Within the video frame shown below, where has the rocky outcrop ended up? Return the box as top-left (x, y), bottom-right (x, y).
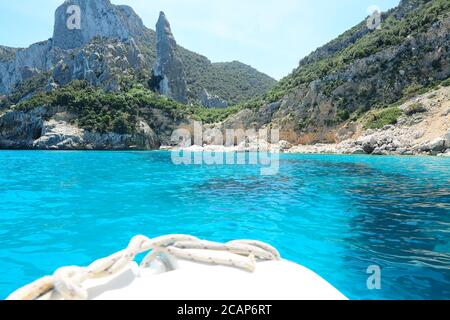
top-left (0, 46), bottom-right (17, 63)
top-left (286, 86), bottom-right (450, 156)
top-left (224, 0), bottom-right (450, 145)
top-left (50, 0), bottom-right (151, 92)
top-left (52, 0), bottom-right (146, 50)
top-left (214, 101), bottom-right (281, 133)
top-left (0, 0), bottom-right (150, 95)
top-left (0, 41), bottom-right (53, 94)
top-left (0, 0), bottom-right (275, 108)
top-left (285, 128), bottom-right (450, 156)
top-left (0, 107), bottom-right (160, 150)
top-left (298, 0), bottom-right (428, 68)
top-left (152, 12), bottom-right (188, 104)
top-left (0, 0), bottom-right (149, 94)
top-left (162, 85), bottom-right (450, 156)
top-left (51, 37), bottom-right (147, 91)
top-left (199, 89), bottom-right (228, 108)
top-left (0, 108), bottom-right (45, 148)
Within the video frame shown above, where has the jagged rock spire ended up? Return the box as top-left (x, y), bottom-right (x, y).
top-left (152, 12), bottom-right (188, 104)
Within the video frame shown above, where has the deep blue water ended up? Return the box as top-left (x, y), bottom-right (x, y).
top-left (0, 151), bottom-right (449, 300)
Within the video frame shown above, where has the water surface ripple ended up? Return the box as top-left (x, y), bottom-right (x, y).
top-left (0, 151), bottom-right (449, 299)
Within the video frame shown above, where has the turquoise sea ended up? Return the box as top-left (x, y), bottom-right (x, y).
top-left (0, 151), bottom-right (449, 300)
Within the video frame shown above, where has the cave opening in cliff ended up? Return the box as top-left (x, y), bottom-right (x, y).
top-left (148, 72), bottom-right (164, 93)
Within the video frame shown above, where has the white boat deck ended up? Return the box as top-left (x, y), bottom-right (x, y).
top-left (7, 236), bottom-right (348, 300)
top-left (85, 257), bottom-right (347, 300)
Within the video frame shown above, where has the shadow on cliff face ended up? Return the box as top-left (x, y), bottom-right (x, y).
top-left (148, 72), bottom-right (164, 93)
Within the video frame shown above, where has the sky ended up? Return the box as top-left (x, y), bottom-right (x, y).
top-left (0, 0), bottom-right (400, 80)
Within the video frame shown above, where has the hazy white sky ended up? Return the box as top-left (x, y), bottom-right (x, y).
top-left (0, 0), bottom-right (400, 79)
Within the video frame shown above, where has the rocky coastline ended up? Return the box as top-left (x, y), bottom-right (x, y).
top-left (0, 106), bottom-right (159, 150)
top-left (1, 86), bottom-right (449, 155)
top-left (0, 0), bottom-right (449, 156)
top-left (161, 87), bottom-right (450, 157)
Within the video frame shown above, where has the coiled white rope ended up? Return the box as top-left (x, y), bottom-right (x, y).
top-left (7, 234), bottom-right (281, 300)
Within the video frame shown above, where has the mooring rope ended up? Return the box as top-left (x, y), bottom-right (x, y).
top-left (7, 234), bottom-right (281, 300)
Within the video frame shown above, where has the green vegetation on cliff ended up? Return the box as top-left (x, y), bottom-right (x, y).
top-left (3, 0), bottom-right (449, 137)
top-left (363, 106), bottom-right (403, 129)
top-left (0, 46), bottom-right (17, 63)
top-left (14, 81), bottom-right (191, 134)
top-left (178, 47), bottom-right (277, 104)
top-left (268, 0), bottom-right (450, 102)
top-left (185, 0), bottom-right (450, 132)
top-left (1, 73), bottom-right (51, 107)
top-left (11, 81), bottom-right (255, 133)
top-left (204, 62), bottom-right (277, 104)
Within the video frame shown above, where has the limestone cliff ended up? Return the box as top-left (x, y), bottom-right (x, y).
top-left (0, 106), bottom-right (159, 150)
top-left (0, 41), bottom-right (53, 94)
top-left (151, 12), bottom-right (188, 104)
top-left (284, 86), bottom-right (450, 156)
top-left (0, 0), bottom-right (275, 106)
top-left (222, 0), bottom-right (450, 145)
top-left (199, 89), bottom-right (228, 108)
top-left (52, 0), bottom-right (147, 50)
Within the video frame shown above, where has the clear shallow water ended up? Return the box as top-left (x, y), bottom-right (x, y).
top-left (0, 151), bottom-right (449, 300)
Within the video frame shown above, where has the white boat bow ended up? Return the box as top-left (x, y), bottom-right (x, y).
top-left (7, 235), bottom-right (347, 300)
